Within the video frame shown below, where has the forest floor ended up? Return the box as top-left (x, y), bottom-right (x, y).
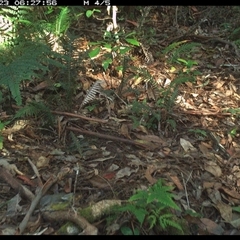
top-left (1, 6), bottom-right (240, 235)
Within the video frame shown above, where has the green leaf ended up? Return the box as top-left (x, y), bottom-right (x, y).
top-left (86, 9), bottom-right (101, 18)
top-left (119, 46), bottom-right (131, 55)
top-left (102, 58), bottom-right (112, 71)
top-left (0, 122), bottom-right (5, 130)
top-left (104, 43), bottom-right (112, 50)
top-left (86, 10), bottom-right (93, 18)
top-left (121, 226), bottom-right (134, 235)
top-left (132, 208), bottom-right (147, 225)
top-left (232, 206), bottom-right (240, 213)
top-left (133, 228), bottom-right (140, 235)
top-left (125, 31), bottom-right (137, 38)
top-left (129, 190), bottom-right (147, 202)
top-left (0, 135), bottom-right (3, 149)
top-left (125, 38), bottom-right (140, 46)
top-left (88, 47), bottom-right (100, 58)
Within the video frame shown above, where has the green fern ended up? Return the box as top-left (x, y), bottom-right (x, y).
top-left (55, 7), bottom-right (70, 37)
top-left (0, 41), bottom-right (66, 105)
top-left (14, 101), bottom-right (54, 125)
top-left (115, 179), bottom-right (183, 233)
top-left (158, 213), bottom-right (183, 232)
top-left (163, 41), bottom-right (201, 63)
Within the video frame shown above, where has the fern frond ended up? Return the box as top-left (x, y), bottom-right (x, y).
top-left (0, 42), bottom-right (66, 105)
top-left (80, 80), bottom-right (103, 108)
top-left (163, 41), bottom-right (201, 63)
top-left (158, 213), bottom-right (183, 232)
top-left (147, 180), bottom-right (180, 211)
top-left (14, 101), bottom-right (54, 125)
top-left (55, 7), bottom-right (70, 37)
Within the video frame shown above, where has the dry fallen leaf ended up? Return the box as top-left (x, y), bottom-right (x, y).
top-left (180, 138), bottom-right (197, 152)
top-left (145, 165), bottom-right (158, 184)
top-left (168, 174), bottom-right (184, 191)
top-left (214, 201), bottom-right (232, 222)
top-left (89, 175), bottom-right (110, 189)
top-left (200, 218), bottom-right (224, 235)
top-left (204, 161), bottom-right (222, 177)
top-left (120, 123), bottom-right (131, 139)
top-left (115, 167), bottom-right (138, 179)
top-left (221, 186), bottom-right (240, 200)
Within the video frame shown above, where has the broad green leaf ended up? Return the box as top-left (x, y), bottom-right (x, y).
top-left (0, 135), bottom-right (3, 149)
top-left (232, 206), bottom-right (240, 213)
top-left (121, 226), bottom-right (134, 235)
top-left (119, 46), bottom-right (131, 54)
top-left (132, 208), bottom-right (147, 225)
top-left (125, 31), bottom-right (137, 38)
top-left (102, 58), bottom-right (112, 71)
top-left (125, 38), bottom-right (140, 46)
top-left (104, 43), bottom-right (112, 50)
top-left (0, 122), bottom-right (5, 130)
top-left (86, 10), bottom-right (93, 18)
top-left (88, 47), bottom-right (100, 59)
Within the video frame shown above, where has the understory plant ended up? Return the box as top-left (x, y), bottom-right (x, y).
top-left (113, 179), bottom-right (183, 235)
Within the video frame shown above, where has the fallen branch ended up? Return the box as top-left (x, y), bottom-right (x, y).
top-left (0, 167), bottom-right (35, 201)
top-left (17, 167), bottom-right (70, 234)
top-left (11, 105), bottom-right (108, 124)
top-left (66, 126), bottom-right (149, 149)
top-left (42, 211), bottom-right (98, 235)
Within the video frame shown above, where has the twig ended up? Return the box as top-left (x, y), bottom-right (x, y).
top-left (181, 171), bottom-right (192, 209)
top-left (17, 168), bottom-right (70, 234)
top-left (25, 157), bottom-right (43, 186)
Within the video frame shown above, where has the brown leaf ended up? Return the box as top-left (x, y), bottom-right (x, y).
top-left (168, 174), bottom-right (183, 191)
top-left (89, 175), bottom-right (110, 189)
top-left (199, 142), bottom-right (211, 157)
top-left (120, 123), bottom-right (131, 139)
top-left (17, 175), bottom-right (36, 187)
top-left (64, 178), bottom-right (72, 193)
top-left (204, 161), bottom-right (222, 177)
top-left (221, 186), bottom-right (240, 200)
top-left (214, 201), bottom-right (232, 222)
top-left (200, 218), bottom-right (224, 235)
top-left (32, 80), bottom-right (50, 92)
top-left (102, 172), bottom-right (116, 180)
top-left (145, 165), bottom-right (158, 184)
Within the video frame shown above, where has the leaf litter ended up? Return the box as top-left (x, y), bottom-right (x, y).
top-left (1, 6), bottom-right (240, 235)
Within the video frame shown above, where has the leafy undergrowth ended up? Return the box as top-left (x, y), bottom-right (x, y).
top-left (1, 6), bottom-right (240, 235)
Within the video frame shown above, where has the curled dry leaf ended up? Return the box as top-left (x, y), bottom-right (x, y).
top-left (145, 165), bottom-right (158, 184)
top-left (168, 174), bottom-right (184, 191)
